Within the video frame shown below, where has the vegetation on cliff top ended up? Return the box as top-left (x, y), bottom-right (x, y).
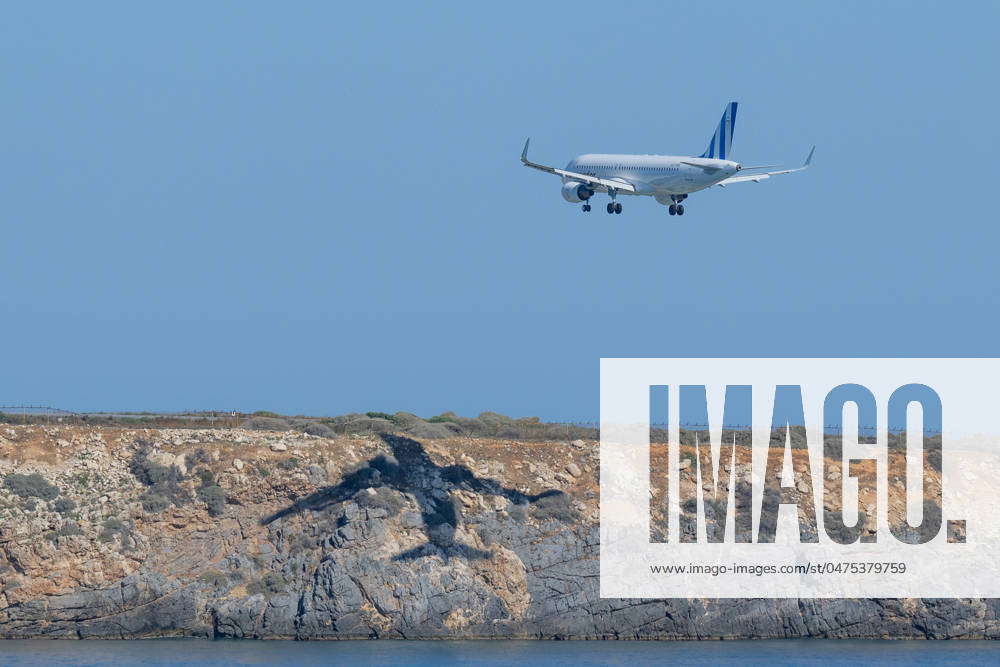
top-left (0, 409), bottom-right (597, 442)
top-left (242, 410), bottom-right (596, 442)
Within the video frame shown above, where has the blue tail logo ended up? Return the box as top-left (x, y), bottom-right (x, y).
top-left (700, 101), bottom-right (738, 160)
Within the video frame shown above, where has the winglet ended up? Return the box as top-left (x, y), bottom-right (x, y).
top-left (804, 145), bottom-right (815, 167)
top-left (521, 138), bottom-right (530, 164)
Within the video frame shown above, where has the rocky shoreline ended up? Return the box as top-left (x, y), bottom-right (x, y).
top-left (0, 425), bottom-right (997, 639)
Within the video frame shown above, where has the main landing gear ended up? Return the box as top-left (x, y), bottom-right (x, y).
top-left (668, 194), bottom-right (687, 216)
top-left (581, 201), bottom-right (620, 214)
top-left (605, 188), bottom-right (622, 214)
top-left (580, 188), bottom-right (623, 214)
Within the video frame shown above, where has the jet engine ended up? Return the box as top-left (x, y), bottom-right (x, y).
top-left (561, 182), bottom-right (594, 203)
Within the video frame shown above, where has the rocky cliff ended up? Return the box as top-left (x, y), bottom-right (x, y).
top-left (0, 425), bottom-right (996, 639)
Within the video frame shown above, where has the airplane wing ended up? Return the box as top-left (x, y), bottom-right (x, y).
top-left (520, 139), bottom-right (636, 193)
top-left (716, 146), bottom-right (815, 187)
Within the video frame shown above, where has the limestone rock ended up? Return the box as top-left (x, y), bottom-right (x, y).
top-left (307, 464), bottom-right (326, 485)
top-left (0, 423), bottom-right (982, 642)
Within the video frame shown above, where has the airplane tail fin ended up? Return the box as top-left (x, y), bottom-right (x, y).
top-left (700, 101), bottom-right (738, 160)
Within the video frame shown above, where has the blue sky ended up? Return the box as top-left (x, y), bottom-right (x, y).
top-left (2, 2), bottom-right (997, 420)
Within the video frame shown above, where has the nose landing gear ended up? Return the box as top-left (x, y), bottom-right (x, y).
top-left (582, 203), bottom-right (591, 212)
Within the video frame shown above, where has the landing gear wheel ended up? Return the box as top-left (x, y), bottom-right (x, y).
top-left (606, 202), bottom-right (614, 214)
top-left (582, 204), bottom-right (591, 212)
top-left (614, 202), bottom-right (622, 214)
top-left (668, 204), bottom-right (676, 215)
top-left (676, 204), bottom-right (685, 216)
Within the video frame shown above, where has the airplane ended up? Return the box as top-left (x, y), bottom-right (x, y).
top-left (520, 101), bottom-right (813, 216)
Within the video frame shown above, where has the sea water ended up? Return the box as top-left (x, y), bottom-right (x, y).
top-left (1, 639), bottom-right (998, 666)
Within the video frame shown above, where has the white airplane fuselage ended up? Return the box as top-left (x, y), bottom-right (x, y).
top-left (563, 154), bottom-right (740, 202)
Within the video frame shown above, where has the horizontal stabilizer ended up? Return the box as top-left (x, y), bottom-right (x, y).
top-left (716, 146), bottom-right (815, 187)
top-left (681, 160), bottom-right (722, 173)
